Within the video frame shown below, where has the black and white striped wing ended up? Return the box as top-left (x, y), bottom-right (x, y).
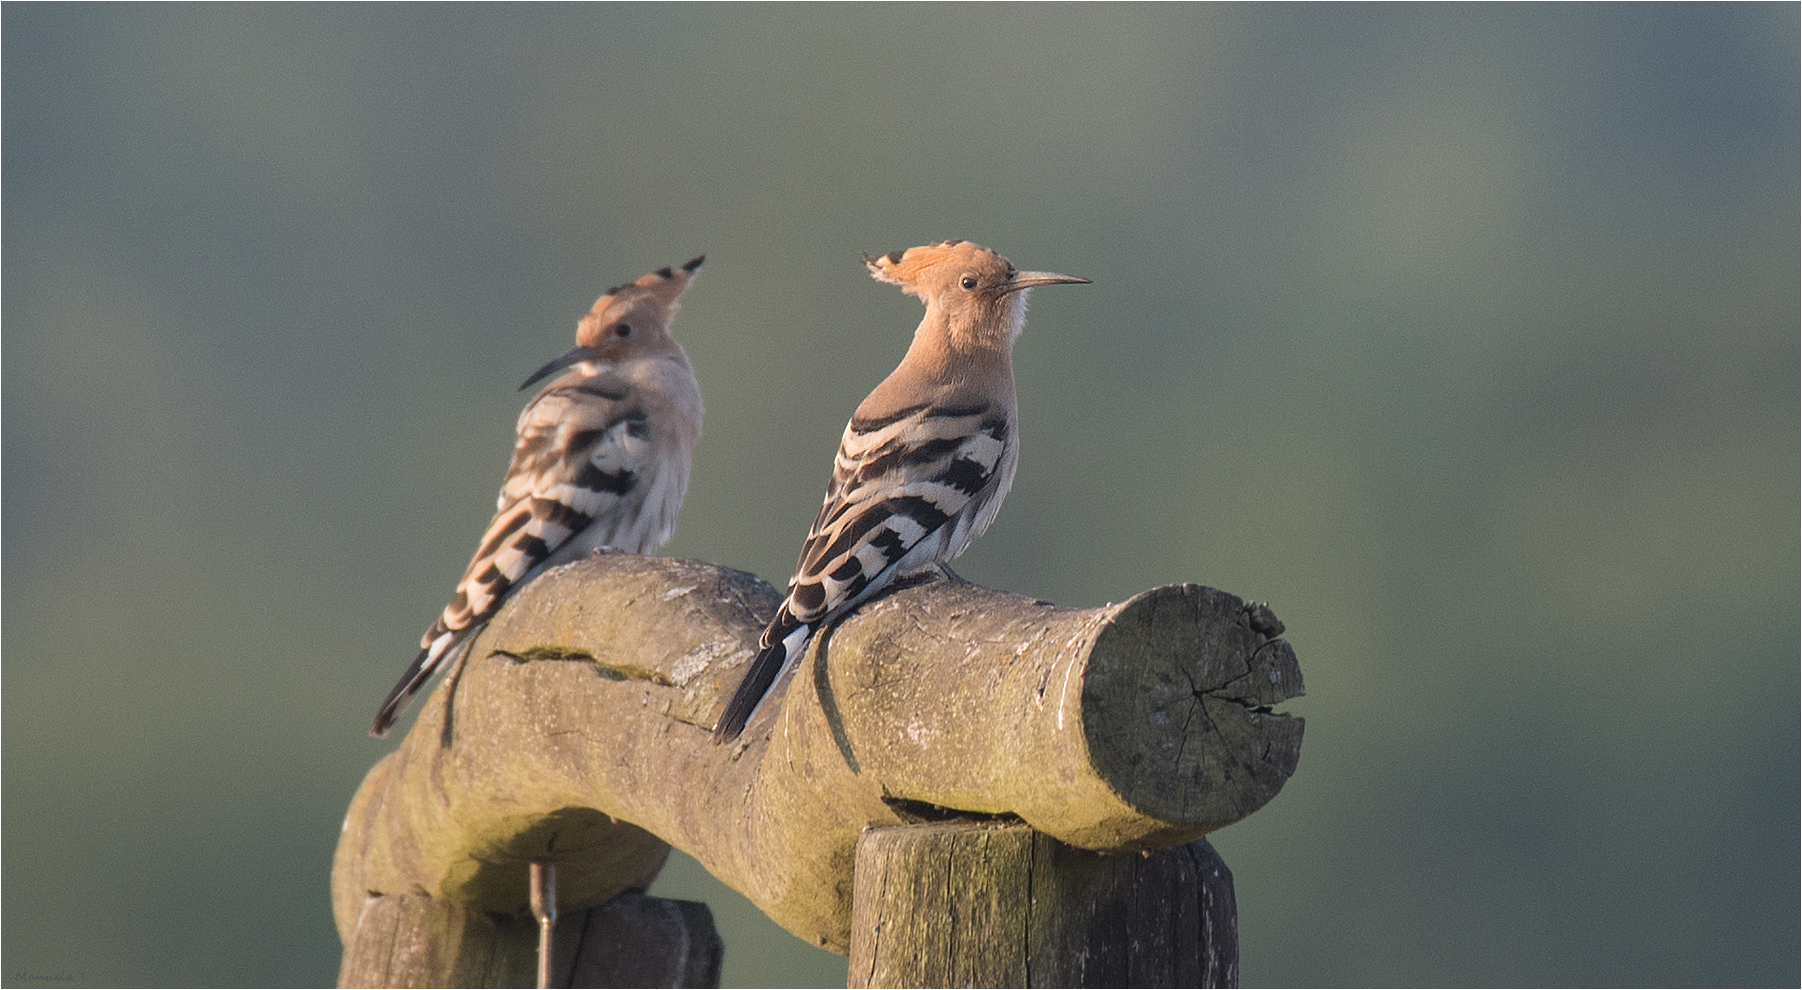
top-left (711, 400), bottom-right (1012, 743)
top-left (789, 400), bottom-right (1012, 623)
top-left (372, 373), bottom-right (650, 736)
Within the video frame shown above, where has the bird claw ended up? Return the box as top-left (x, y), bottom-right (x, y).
top-left (935, 563), bottom-right (972, 585)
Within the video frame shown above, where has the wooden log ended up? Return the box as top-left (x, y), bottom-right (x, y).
top-left (334, 555), bottom-right (1302, 955)
top-left (338, 890), bottom-right (721, 989)
top-left (847, 822), bottom-right (1237, 988)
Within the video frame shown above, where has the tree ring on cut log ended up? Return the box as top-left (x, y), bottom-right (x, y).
top-left (1081, 584), bottom-right (1304, 841)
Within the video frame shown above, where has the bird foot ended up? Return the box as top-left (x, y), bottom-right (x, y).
top-left (935, 563), bottom-right (972, 585)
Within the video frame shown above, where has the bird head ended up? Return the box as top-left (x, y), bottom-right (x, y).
top-left (521, 255), bottom-right (703, 390)
top-left (864, 241), bottom-right (1087, 345)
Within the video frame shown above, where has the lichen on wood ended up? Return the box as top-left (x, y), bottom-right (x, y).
top-left (333, 554), bottom-right (1303, 956)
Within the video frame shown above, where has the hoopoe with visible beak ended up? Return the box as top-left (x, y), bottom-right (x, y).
top-left (372, 256), bottom-right (706, 737)
top-left (711, 241), bottom-right (1087, 744)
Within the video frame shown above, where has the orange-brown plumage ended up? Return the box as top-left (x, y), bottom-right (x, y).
top-left (711, 242), bottom-right (1085, 743)
top-left (373, 256), bottom-right (706, 738)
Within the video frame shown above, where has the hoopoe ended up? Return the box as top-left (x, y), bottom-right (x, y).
top-left (372, 256), bottom-right (706, 738)
top-left (711, 241), bottom-right (1087, 744)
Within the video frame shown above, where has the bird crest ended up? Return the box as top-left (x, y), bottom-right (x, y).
top-left (576, 255), bottom-right (705, 348)
top-left (862, 240), bottom-right (1015, 298)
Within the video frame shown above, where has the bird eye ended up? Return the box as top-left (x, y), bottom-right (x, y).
top-left (614, 324), bottom-right (633, 338)
top-left (960, 275), bottom-right (978, 290)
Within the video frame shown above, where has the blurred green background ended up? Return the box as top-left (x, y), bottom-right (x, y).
top-left (5, 5), bottom-right (1796, 987)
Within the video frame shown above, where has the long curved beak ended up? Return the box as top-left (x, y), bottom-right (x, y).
top-left (520, 345), bottom-right (609, 390)
top-left (1002, 270), bottom-right (1091, 295)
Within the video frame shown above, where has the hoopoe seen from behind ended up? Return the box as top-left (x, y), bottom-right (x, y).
top-left (711, 241), bottom-right (1087, 744)
top-left (372, 256), bottom-right (706, 738)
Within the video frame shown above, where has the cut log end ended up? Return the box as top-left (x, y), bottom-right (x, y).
top-left (1082, 584), bottom-right (1305, 841)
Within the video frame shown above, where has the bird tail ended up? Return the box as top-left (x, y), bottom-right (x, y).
top-left (370, 630), bottom-right (465, 737)
top-left (711, 615), bottom-right (814, 744)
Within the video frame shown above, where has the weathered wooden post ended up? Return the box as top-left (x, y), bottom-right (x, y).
top-left (333, 554), bottom-right (1303, 988)
top-left (849, 824), bottom-right (1238, 987)
top-left (337, 888), bottom-right (721, 988)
